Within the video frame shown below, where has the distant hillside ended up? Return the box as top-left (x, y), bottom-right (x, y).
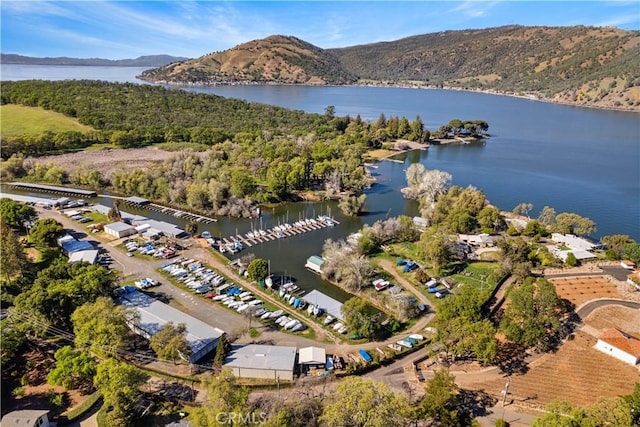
top-left (1, 54), bottom-right (188, 67)
top-left (329, 25), bottom-right (640, 110)
top-left (138, 35), bottom-right (358, 85)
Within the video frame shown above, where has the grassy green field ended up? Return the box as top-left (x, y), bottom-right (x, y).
top-left (0, 104), bottom-right (93, 137)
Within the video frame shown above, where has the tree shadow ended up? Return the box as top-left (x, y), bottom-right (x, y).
top-left (458, 389), bottom-right (498, 420)
top-left (494, 342), bottom-right (529, 375)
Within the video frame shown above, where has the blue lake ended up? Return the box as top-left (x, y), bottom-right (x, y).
top-left (2, 64), bottom-right (639, 299)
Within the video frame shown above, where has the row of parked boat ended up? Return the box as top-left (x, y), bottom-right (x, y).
top-left (162, 259), bottom-right (225, 294)
top-left (160, 259), bottom-right (306, 332)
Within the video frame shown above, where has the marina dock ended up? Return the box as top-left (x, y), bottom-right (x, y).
top-left (217, 216), bottom-right (340, 253)
top-left (119, 196), bottom-right (217, 223)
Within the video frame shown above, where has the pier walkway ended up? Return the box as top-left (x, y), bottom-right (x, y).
top-left (218, 216), bottom-right (339, 252)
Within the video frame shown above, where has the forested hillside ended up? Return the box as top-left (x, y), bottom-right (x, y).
top-left (330, 25), bottom-right (640, 109)
top-left (140, 25), bottom-right (639, 110)
top-left (139, 35), bottom-right (358, 85)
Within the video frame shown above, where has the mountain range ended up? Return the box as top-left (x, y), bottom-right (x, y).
top-left (1, 54), bottom-right (187, 67)
top-left (138, 25), bottom-right (640, 111)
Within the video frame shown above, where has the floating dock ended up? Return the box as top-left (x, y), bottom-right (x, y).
top-left (217, 216), bottom-right (339, 253)
top-left (118, 196), bottom-right (217, 223)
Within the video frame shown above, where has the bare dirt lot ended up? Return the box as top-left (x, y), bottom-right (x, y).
top-left (584, 305), bottom-right (640, 334)
top-left (472, 330), bottom-right (640, 409)
top-left (549, 275), bottom-right (622, 307)
top-left (31, 147), bottom-right (174, 179)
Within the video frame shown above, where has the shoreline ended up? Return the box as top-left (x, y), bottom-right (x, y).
top-left (139, 77), bottom-right (639, 114)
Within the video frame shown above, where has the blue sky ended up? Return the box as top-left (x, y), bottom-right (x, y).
top-left (2, 1), bottom-right (639, 59)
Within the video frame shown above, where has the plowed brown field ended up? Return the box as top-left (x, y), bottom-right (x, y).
top-left (473, 331), bottom-right (639, 408)
top-left (549, 276), bottom-right (620, 307)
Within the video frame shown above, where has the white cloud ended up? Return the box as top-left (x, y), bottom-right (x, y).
top-left (594, 14), bottom-right (640, 28)
top-left (448, 0), bottom-right (502, 18)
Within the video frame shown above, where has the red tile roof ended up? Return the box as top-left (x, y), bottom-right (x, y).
top-left (599, 328), bottom-right (640, 358)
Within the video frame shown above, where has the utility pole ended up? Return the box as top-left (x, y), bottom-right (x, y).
top-left (500, 377), bottom-right (511, 422)
top-left (501, 377), bottom-right (510, 406)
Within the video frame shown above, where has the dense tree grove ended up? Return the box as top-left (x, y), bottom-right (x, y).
top-left (434, 285), bottom-right (498, 365)
top-left (1, 81), bottom-right (450, 217)
top-left (533, 393), bottom-right (638, 427)
top-left (500, 278), bottom-right (568, 351)
top-left (10, 260), bottom-right (117, 335)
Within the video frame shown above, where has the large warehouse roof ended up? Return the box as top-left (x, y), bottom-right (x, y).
top-left (118, 289), bottom-right (224, 362)
top-left (225, 344), bottom-right (296, 372)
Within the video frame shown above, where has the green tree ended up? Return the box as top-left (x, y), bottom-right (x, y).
top-left (477, 206), bottom-right (506, 233)
top-left (29, 218), bottom-right (64, 247)
top-left (149, 322), bottom-right (191, 364)
top-left (565, 252), bottom-right (578, 266)
top-left (522, 220), bottom-right (548, 237)
top-left (434, 285), bottom-right (497, 364)
top-left (247, 258), bottom-right (269, 282)
top-left (0, 198), bottom-right (37, 229)
top-left (512, 202), bottom-right (533, 218)
top-left (500, 278), bottom-right (566, 350)
top-left (600, 234), bottom-right (634, 259)
top-left (185, 221), bottom-right (199, 236)
top-left (554, 213), bottom-right (596, 236)
top-left (341, 297), bottom-right (378, 339)
top-left (419, 228), bottom-right (451, 275)
top-left (192, 368), bottom-right (250, 427)
top-left (0, 220), bottom-right (29, 281)
top-left (532, 400), bottom-right (585, 427)
top-left (72, 297), bottom-right (134, 358)
top-left (585, 397), bottom-right (633, 427)
top-left (625, 383), bottom-right (640, 425)
top-left (320, 377), bottom-right (409, 427)
top-left (13, 261), bottom-right (116, 334)
top-left (537, 206), bottom-right (557, 226)
top-left (47, 346), bottom-right (96, 391)
top-left (213, 334), bottom-right (231, 368)
top-left (419, 368), bottom-right (460, 426)
top-left (338, 194), bottom-right (367, 216)
top-left (94, 358), bottom-right (148, 427)
top-left (622, 243), bottom-right (640, 265)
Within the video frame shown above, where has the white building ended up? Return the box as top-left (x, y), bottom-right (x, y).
top-left (305, 256), bottom-right (324, 274)
top-left (104, 221), bottom-right (136, 239)
top-left (225, 344), bottom-right (297, 381)
top-left (299, 346), bottom-right (326, 371)
top-left (550, 233), bottom-right (599, 262)
top-left (118, 289), bottom-right (224, 363)
top-left (595, 328), bottom-right (640, 366)
top-left (68, 249), bottom-right (99, 265)
top-left (1, 410), bottom-right (50, 427)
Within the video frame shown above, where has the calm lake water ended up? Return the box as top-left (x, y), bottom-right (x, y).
top-left (3, 64), bottom-right (639, 300)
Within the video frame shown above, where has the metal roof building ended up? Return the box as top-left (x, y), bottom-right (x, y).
top-left (60, 239), bottom-right (95, 256)
top-left (304, 290), bottom-right (344, 322)
top-left (68, 249), bottom-right (99, 264)
top-left (0, 192), bottom-right (55, 208)
top-left (299, 346), bottom-right (326, 372)
top-left (118, 289), bottom-right (224, 363)
top-left (224, 344), bottom-right (297, 381)
top-left (104, 221), bottom-right (136, 239)
top-left (1, 410), bottom-right (51, 427)
top-left (9, 182), bottom-right (97, 197)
